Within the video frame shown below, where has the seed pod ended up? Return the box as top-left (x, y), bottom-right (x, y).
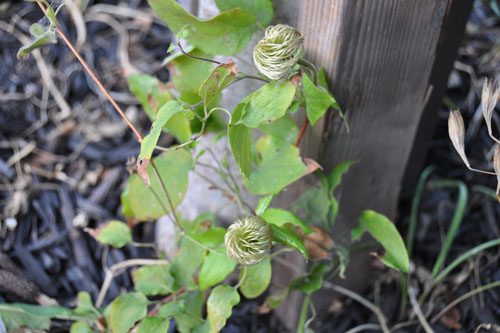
top-left (225, 216), bottom-right (272, 266)
top-left (448, 109), bottom-right (470, 168)
top-left (253, 24), bottom-right (304, 80)
top-left (494, 144), bottom-right (500, 202)
top-left (481, 79), bottom-right (500, 136)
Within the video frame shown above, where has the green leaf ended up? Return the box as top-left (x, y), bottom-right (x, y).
top-left (207, 286), bottom-right (240, 333)
top-left (259, 114), bottom-right (299, 145)
top-left (317, 67), bottom-right (329, 91)
top-left (171, 236), bottom-right (206, 289)
top-left (199, 60), bottom-right (237, 104)
top-left (74, 292), bottom-right (98, 318)
top-left (334, 245), bottom-right (349, 279)
top-left (328, 198), bottom-right (339, 229)
top-left (293, 185), bottom-right (331, 226)
top-left (70, 321), bottom-right (93, 333)
top-left (328, 160), bottom-right (355, 197)
top-left (266, 287), bottom-right (289, 309)
top-left (148, 0), bottom-right (256, 55)
top-left (352, 210), bottom-right (410, 273)
top-left (110, 292), bottom-right (149, 333)
top-left (167, 43), bottom-right (176, 52)
top-left (122, 149), bottom-right (193, 221)
top-left (93, 220), bottom-right (131, 248)
top-left (238, 257), bottom-right (271, 298)
top-left (166, 112), bottom-right (193, 143)
top-left (244, 136), bottom-right (306, 195)
top-left (137, 317), bottom-right (170, 333)
top-left (0, 304), bottom-right (51, 330)
top-left (228, 103), bottom-right (252, 177)
top-left (158, 301), bottom-right (185, 318)
top-left (237, 80), bottom-right (296, 128)
top-left (188, 227), bottom-right (226, 247)
top-left (289, 100), bottom-right (303, 114)
top-left (199, 249), bottom-right (237, 290)
top-left (174, 291), bottom-right (205, 333)
top-left (256, 194), bottom-right (274, 216)
top-left (303, 73), bottom-right (334, 126)
top-left (0, 303), bottom-right (91, 331)
top-left (215, 0), bottom-right (273, 26)
top-left (128, 74), bottom-right (159, 118)
top-left (316, 67), bottom-right (347, 130)
top-left (17, 23), bottom-right (57, 59)
top-left (261, 208), bottom-right (313, 234)
top-left (139, 101), bottom-right (184, 160)
top-left (290, 263), bottom-right (329, 294)
top-left (270, 224), bottom-right (308, 259)
top-left (133, 264), bottom-right (175, 296)
top-left (129, 75), bottom-right (191, 143)
top-left (169, 49), bottom-right (214, 93)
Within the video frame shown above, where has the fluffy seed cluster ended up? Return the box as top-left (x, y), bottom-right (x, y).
top-left (224, 216), bottom-right (272, 266)
top-left (253, 24), bottom-right (304, 80)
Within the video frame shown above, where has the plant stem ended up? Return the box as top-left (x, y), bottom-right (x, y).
top-left (234, 266), bottom-right (247, 289)
top-left (298, 58), bottom-right (317, 84)
top-left (36, 2), bottom-right (143, 142)
top-left (295, 118), bottom-right (309, 147)
top-left (177, 42), bottom-right (221, 65)
top-left (150, 159), bottom-right (181, 230)
top-left (96, 258), bottom-right (170, 307)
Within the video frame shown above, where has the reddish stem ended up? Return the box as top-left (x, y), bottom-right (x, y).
top-left (36, 2), bottom-right (144, 142)
top-left (294, 118), bottom-right (309, 147)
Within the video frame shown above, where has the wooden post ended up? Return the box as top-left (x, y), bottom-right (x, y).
top-left (272, 0), bottom-right (472, 329)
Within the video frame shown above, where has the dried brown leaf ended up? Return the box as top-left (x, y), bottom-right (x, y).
top-left (220, 58), bottom-right (238, 75)
top-left (440, 306), bottom-right (462, 330)
top-left (304, 226), bottom-right (333, 260)
top-left (448, 109), bottom-right (470, 167)
top-left (136, 157), bottom-right (151, 187)
top-left (253, 299), bottom-right (271, 314)
top-left (304, 158), bottom-right (323, 175)
top-left (290, 73), bottom-right (302, 88)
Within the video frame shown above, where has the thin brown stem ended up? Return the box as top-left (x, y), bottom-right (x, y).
top-left (150, 159), bottom-right (181, 230)
top-left (295, 118), bottom-right (309, 147)
top-left (36, 2), bottom-right (143, 142)
top-left (177, 42), bottom-right (221, 65)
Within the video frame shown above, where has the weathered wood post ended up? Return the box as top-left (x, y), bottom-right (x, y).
top-left (272, 0), bottom-right (473, 328)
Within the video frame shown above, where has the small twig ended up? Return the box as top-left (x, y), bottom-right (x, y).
top-left (345, 324), bottom-right (381, 333)
top-left (295, 118), bottom-right (309, 147)
top-left (323, 281), bottom-right (390, 333)
top-left (96, 258), bottom-right (170, 307)
top-left (408, 286), bottom-right (434, 333)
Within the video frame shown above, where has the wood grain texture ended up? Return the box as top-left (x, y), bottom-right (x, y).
top-left (300, 0), bottom-right (449, 249)
top-left (272, 0), bottom-right (466, 329)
